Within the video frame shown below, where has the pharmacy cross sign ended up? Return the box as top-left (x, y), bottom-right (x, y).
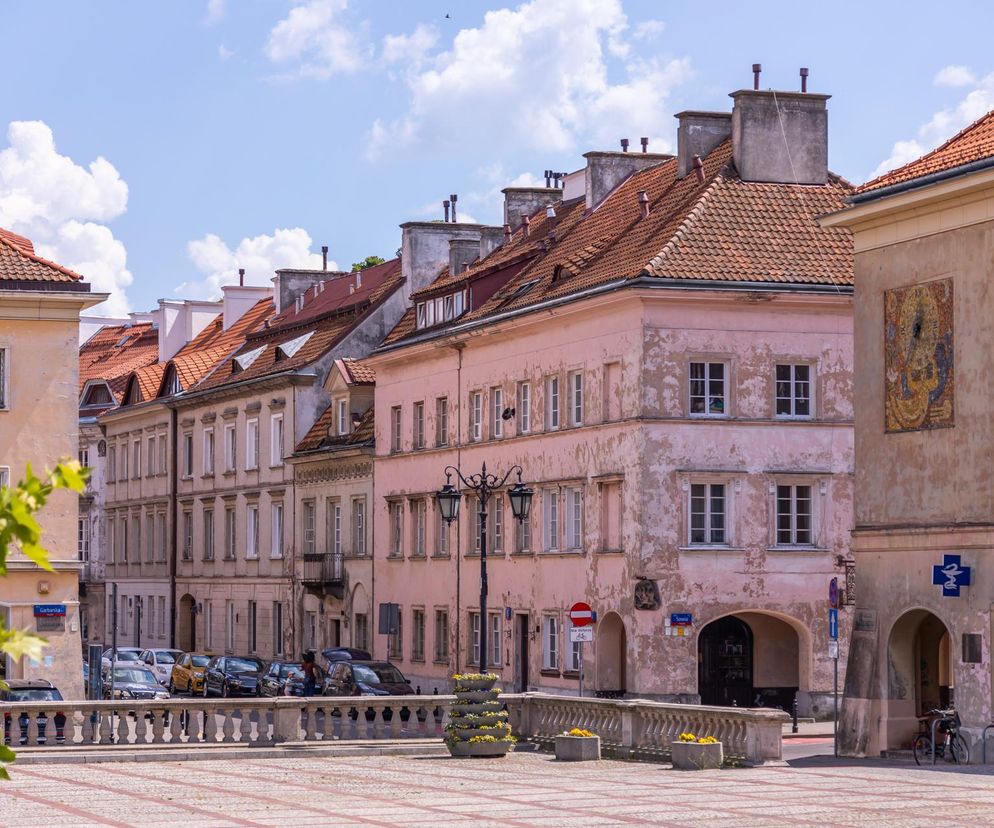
top-left (932, 554), bottom-right (972, 597)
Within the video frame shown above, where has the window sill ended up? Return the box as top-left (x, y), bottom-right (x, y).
top-left (433, 658), bottom-right (450, 666)
top-left (562, 670), bottom-right (581, 679)
top-left (223, 470), bottom-right (236, 477)
top-left (511, 550), bottom-right (534, 557)
top-left (201, 473), bottom-right (215, 480)
top-left (409, 656), bottom-right (425, 664)
top-left (679, 545), bottom-right (744, 553)
top-left (431, 552), bottom-right (450, 560)
top-left (269, 554), bottom-right (283, 560)
top-left (268, 464), bottom-right (284, 470)
top-left (598, 547), bottom-right (624, 554)
top-left (689, 414), bottom-right (729, 419)
top-left (410, 554), bottom-right (427, 561)
top-left (766, 545), bottom-right (829, 553)
top-left (387, 554), bottom-right (404, 561)
top-left (539, 669), bottom-right (561, 678)
top-left (537, 549), bottom-right (586, 557)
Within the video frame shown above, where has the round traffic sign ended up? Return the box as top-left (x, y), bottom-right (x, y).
top-left (569, 602), bottom-right (594, 627)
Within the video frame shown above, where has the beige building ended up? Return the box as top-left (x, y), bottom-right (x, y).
top-left (823, 109), bottom-right (994, 758)
top-left (0, 228), bottom-right (105, 696)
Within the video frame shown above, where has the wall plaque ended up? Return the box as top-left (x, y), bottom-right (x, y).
top-left (634, 578), bottom-right (660, 611)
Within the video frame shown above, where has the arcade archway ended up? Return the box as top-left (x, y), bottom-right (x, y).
top-left (177, 594), bottom-right (196, 652)
top-left (595, 611), bottom-right (626, 697)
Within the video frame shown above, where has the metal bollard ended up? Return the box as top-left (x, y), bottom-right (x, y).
top-left (792, 698), bottom-right (799, 734)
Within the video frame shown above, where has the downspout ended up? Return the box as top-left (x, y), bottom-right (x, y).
top-left (168, 406), bottom-right (178, 648)
top-left (454, 343), bottom-right (464, 675)
top-left (369, 446), bottom-right (375, 658)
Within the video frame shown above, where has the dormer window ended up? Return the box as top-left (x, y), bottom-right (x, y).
top-left (163, 366), bottom-right (181, 396)
top-left (416, 289), bottom-right (468, 330)
top-left (81, 383), bottom-right (113, 408)
top-left (231, 344), bottom-right (266, 374)
top-left (275, 331), bottom-right (314, 361)
top-left (336, 398), bottom-right (349, 435)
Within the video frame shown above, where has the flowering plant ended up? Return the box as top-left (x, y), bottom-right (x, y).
top-left (564, 728), bottom-right (596, 738)
top-left (697, 736), bottom-right (719, 745)
top-left (678, 732), bottom-right (697, 742)
top-left (452, 673), bottom-right (499, 682)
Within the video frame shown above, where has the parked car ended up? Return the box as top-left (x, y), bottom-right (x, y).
top-left (1, 679), bottom-right (66, 745)
top-left (100, 647), bottom-right (143, 669)
top-left (322, 661), bottom-right (413, 697)
top-left (169, 652), bottom-right (215, 695)
top-left (283, 663), bottom-right (326, 696)
top-left (257, 660), bottom-right (303, 697)
top-left (103, 663), bottom-right (170, 700)
top-left (201, 655), bottom-right (265, 697)
top-left (321, 647), bottom-right (371, 666)
top-left (139, 649), bottom-right (183, 686)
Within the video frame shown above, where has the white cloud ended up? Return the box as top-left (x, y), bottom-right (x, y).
top-left (178, 227), bottom-right (334, 299)
top-left (204, 0), bottom-right (225, 26)
top-left (0, 120), bottom-right (132, 316)
top-left (367, 0), bottom-right (689, 160)
top-left (934, 65), bottom-right (975, 87)
top-left (871, 72), bottom-right (994, 178)
top-left (383, 23), bottom-right (438, 69)
top-left (218, 44), bottom-right (234, 60)
top-left (265, 0), bottom-right (367, 79)
top-left (632, 19), bottom-right (665, 40)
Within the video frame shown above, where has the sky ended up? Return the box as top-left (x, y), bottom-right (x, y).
top-left (2, 0), bottom-right (994, 317)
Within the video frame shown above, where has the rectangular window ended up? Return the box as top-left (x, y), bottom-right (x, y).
top-left (413, 401), bottom-right (425, 450)
top-left (271, 502), bottom-right (284, 558)
top-left (389, 501), bottom-right (404, 557)
top-left (248, 601), bottom-right (258, 652)
top-left (328, 499), bottom-right (342, 556)
top-left (490, 612), bottom-right (501, 667)
top-left (391, 406), bottom-right (402, 452)
top-left (469, 496), bottom-right (482, 553)
top-left (569, 371), bottom-right (583, 426)
top-left (306, 612), bottom-right (316, 650)
top-left (203, 428), bottom-right (215, 475)
top-left (148, 598), bottom-right (155, 641)
top-left (108, 446), bottom-right (116, 484)
top-left (203, 509), bottom-right (215, 560)
top-left (690, 361), bottom-right (727, 416)
top-left (337, 398), bottom-right (348, 435)
top-left (435, 397), bottom-right (448, 446)
top-left (543, 489), bottom-right (559, 551)
top-left (205, 602), bottom-right (213, 649)
top-left (471, 391), bottom-right (482, 441)
top-left (224, 423), bottom-right (236, 472)
top-left (776, 364), bottom-right (812, 418)
top-left (146, 436), bottom-right (156, 477)
top-left (567, 620), bottom-right (582, 673)
top-left (690, 483), bottom-right (726, 545)
top-left (132, 439), bottom-right (141, 479)
top-left (387, 609), bottom-right (402, 659)
top-left (777, 484), bottom-right (813, 545)
top-left (78, 446), bottom-right (89, 469)
top-left (226, 601), bottom-right (235, 651)
top-left (354, 613), bottom-right (369, 651)
top-left (0, 347), bottom-right (7, 409)
top-left (182, 511), bottom-right (193, 560)
top-left (121, 515), bottom-right (129, 561)
top-left (134, 514), bottom-right (141, 562)
top-left (352, 498), bottom-right (366, 556)
top-left (566, 487), bottom-right (583, 550)
top-left (547, 376), bottom-right (560, 429)
top-left (182, 433), bottom-right (193, 478)
top-left (517, 381), bottom-right (531, 434)
top-left (273, 602), bottom-right (284, 656)
top-left (156, 513), bottom-right (166, 562)
top-left (434, 609), bottom-right (449, 663)
top-left (303, 500), bottom-right (316, 555)
top-left (158, 596), bottom-right (166, 637)
top-left (412, 499), bottom-right (426, 557)
top-left (491, 387), bottom-right (503, 438)
top-left (78, 516), bottom-right (90, 561)
top-left (270, 414), bottom-right (284, 466)
top-left (246, 504), bottom-right (259, 558)
top-left (158, 434), bottom-right (167, 476)
top-left (515, 509), bottom-right (532, 554)
top-left (411, 608), bottom-right (425, 662)
top-left (121, 443), bottom-right (128, 481)
top-left (224, 507), bottom-right (236, 559)
top-left (543, 615), bottom-right (559, 671)
top-left (435, 504), bottom-right (450, 556)
top-left (489, 495), bottom-right (504, 553)
top-left (246, 418), bottom-right (259, 470)
top-left (470, 611), bottom-right (481, 665)
top-left (107, 517), bottom-right (115, 564)
top-left (145, 513), bottom-right (155, 562)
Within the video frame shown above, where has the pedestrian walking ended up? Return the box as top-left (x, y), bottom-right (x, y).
top-left (302, 650), bottom-right (317, 696)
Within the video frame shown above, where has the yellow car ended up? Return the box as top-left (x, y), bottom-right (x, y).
top-left (169, 652), bottom-right (215, 695)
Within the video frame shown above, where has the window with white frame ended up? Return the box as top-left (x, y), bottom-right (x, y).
top-left (352, 498), bottom-right (366, 556)
top-left (78, 446), bottom-right (89, 469)
top-left (565, 487), bottom-right (583, 550)
top-left (435, 397), bottom-right (448, 447)
top-left (336, 399), bottom-right (348, 435)
top-left (470, 611), bottom-right (481, 665)
top-left (569, 371), bottom-right (583, 426)
top-left (272, 602), bottom-right (284, 655)
top-left (121, 514), bottom-right (129, 561)
top-left (120, 442), bottom-right (128, 481)
top-left (491, 387), bottom-right (503, 438)
top-left (490, 612), bottom-right (500, 667)
top-left (306, 611), bottom-right (316, 650)
top-left (435, 504), bottom-right (449, 556)
top-left (413, 401), bottom-right (425, 450)
top-left (182, 511), bottom-right (193, 560)
top-left (328, 499), bottom-right (342, 556)
top-left (543, 615), bottom-right (559, 670)
top-left (546, 376), bottom-right (560, 429)
top-left (224, 507), bottom-right (236, 559)
top-left (389, 501), bottom-right (404, 557)
top-left (145, 513), bottom-right (155, 562)
top-left (224, 423), bottom-right (236, 471)
top-left (390, 406), bottom-right (402, 452)
top-left (412, 499), bottom-right (426, 557)
top-left (543, 489), bottom-right (559, 551)
top-left (248, 601), bottom-right (258, 652)
top-left (469, 496), bottom-right (481, 553)
top-left (271, 502), bottom-right (283, 558)
top-left (690, 361), bottom-right (727, 416)
top-left (146, 436), bottom-right (156, 477)
top-left (303, 500), bottom-right (316, 555)
top-left (354, 613), bottom-right (369, 651)
top-left (776, 484), bottom-right (813, 545)
top-left (246, 504), bottom-right (259, 558)
top-left (775, 364), bottom-right (812, 418)
top-left (270, 414), bottom-right (284, 466)
top-left (158, 596), bottom-right (166, 637)
top-left (471, 391), bottom-right (482, 441)
top-left (434, 609), bottom-right (449, 663)
top-left (567, 619), bottom-right (582, 672)
top-left (411, 608), bottom-right (425, 662)
top-left (517, 381), bottom-right (531, 434)
top-left (156, 513), bottom-right (166, 562)
top-left (515, 509), bottom-right (532, 553)
top-left (203, 428), bottom-right (215, 475)
top-left (489, 494), bottom-right (504, 553)
top-left (133, 439), bottom-right (141, 479)
top-left (158, 434), bottom-right (167, 476)
top-left (0, 347), bottom-right (7, 409)
top-left (107, 446), bottom-right (116, 484)
top-left (78, 516), bottom-right (90, 561)
top-left (689, 483), bottom-right (727, 545)
top-left (182, 433), bottom-right (193, 478)
top-left (203, 509), bottom-right (215, 560)
top-left (246, 419), bottom-right (259, 470)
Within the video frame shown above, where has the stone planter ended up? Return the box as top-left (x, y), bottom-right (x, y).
top-left (671, 740), bottom-right (724, 770)
top-left (447, 739), bottom-right (512, 758)
top-left (446, 674), bottom-right (513, 758)
top-left (554, 734), bottom-right (601, 762)
top-left (454, 678), bottom-right (496, 692)
top-left (451, 700), bottom-right (502, 715)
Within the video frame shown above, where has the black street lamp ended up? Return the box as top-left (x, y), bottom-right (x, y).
top-left (436, 463), bottom-right (533, 674)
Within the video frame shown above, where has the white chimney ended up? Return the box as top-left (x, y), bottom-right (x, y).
top-left (222, 285), bottom-right (273, 331)
top-left (156, 299), bottom-right (222, 361)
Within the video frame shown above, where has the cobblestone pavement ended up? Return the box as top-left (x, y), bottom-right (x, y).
top-left (3, 752), bottom-right (994, 827)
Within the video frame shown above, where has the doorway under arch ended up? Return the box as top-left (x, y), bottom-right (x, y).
top-left (595, 611), bottom-right (626, 697)
top-left (177, 594), bottom-right (196, 652)
top-left (698, 612), bottom-right (802, 709)
top-left (885, 609), bottom-right (953, 749)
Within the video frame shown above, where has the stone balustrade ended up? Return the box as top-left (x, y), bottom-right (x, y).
top-left (1, 692), bottom-right (786, 764)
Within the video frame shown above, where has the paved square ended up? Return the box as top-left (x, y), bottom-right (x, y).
top-left (2, 752), bottom-right (994, 827)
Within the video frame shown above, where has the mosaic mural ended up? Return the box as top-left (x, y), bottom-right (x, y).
top-left (884, 278), bottom-right (954, 433)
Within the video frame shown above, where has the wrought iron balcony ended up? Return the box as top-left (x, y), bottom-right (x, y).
top-left (301, 550), bottom-right (345, 598)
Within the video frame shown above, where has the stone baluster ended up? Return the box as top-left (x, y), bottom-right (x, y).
top-left (303, 703), bottom-right (317, 741)
top-left (115, 710), bottom-right (129, 744)
top-left (134, 709), bottom-right (149, 743)
top-left (221, 706), bottom-right (235, 742)
top-left (150, 707), bottom-right (165, 743)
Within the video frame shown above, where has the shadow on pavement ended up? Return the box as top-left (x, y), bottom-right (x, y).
top-left (787, 754), bottom-right (994, 775)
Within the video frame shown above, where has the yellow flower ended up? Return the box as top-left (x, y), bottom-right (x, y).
top-left (566, 728), bottom-right (596, 737)
top-left (678, 732), bottom-right (697, 742)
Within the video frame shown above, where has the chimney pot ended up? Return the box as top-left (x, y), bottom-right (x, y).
top-left (638, 190), bottom-right (650, 219)
top-left (640, 137), bottom-right (649, 153)
top-left (752, 63), bottom-right (762, 90)
top-left (238, 267), bottom-right (245, 286)
top-left (546, 204), bottom-right (556, 220)
top-left (544, 169), bottom-right (552, 187)
top-left (443, 200), bottom-right (450, 222)
top-left (355, 271), bottom-right (362, 287)
top-left (521, 214), bottom-right (531, 238)
top-left (321, 245), bottom-right (328, 270)
top-left (504, 223), bottom-right (512, 243)
top-left (349, 284), bottom-right (355, 295)
top-left (450, 194), bottom-right (458, 223)
top-left (693, 155), bottom-right (705, 184)
top-left (620, 138), bottom-right (630, 152)
top-left (800, 67), bottom-right (809, 93)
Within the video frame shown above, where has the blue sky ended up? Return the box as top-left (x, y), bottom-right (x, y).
top-left (1, 0), bottom-right (993, 316)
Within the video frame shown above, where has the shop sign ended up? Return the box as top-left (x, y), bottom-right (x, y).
top-left (932, 554), bottom-right (971, 597)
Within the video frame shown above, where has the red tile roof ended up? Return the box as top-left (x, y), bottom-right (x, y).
top-left (858, 108), bottom-right (994, 194)
top-left (339, 357), bottom-right (375, 385)
top-left (295, 403), bottom-right (374, 453)
top-left (78, 322), bottom-right (160, 409)
top-left (0, 226), bottom-right (85, 283)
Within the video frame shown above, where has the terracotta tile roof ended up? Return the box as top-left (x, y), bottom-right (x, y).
top-left (295, 403), bottom-right (374, 453)
top-left (858, 108), bottom-right (994, 194)
top-left (384, 141), bottom-right (852, 348)
top-left (0, 226), bottom-right (85, 283)
top-left (134, 363), bottom-right (166, 401)
top-left (339, 358), bottom-right (375, 385)
top-left (79, 322), bottom-right (160, 405)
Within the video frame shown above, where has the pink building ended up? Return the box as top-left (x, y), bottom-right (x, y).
top-left (367, 81), bottom-right (855, 716)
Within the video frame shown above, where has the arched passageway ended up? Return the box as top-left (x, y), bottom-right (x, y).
top-left (177, 594), bottom-right (196, 652)
top-left (595, 611), bottom-right (626, 697)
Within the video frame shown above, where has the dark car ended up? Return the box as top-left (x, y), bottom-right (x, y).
top-left (257, 660), bottom-right (304, 697)
top-left (321, 647), bottom-right (371, 666)
top-left (202, 655), bottom-right (264, 697)
top-left (283, 663), bottom-right (327, 696)
top-left (322, 660), bottom-right (412, 697)
top-left (1, 679), bottom-right (66, 745)
top-left (102, 664), bottom-right (170, 701)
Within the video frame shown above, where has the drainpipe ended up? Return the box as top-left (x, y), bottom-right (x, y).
top-left (168, 406), bottom-right (178, 648)
top-left (454, 343), bottom-right (464, 675)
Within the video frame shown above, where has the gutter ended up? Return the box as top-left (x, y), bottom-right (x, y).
top-left (849, 155), bottom-right (994, 205)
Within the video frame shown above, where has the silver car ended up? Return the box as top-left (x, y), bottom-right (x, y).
top-left (139, 648), bottom-right (183, 686)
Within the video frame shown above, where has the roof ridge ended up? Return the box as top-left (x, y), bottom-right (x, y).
top-left (643, 170), bottom-right (727, 274)
top-left (0, 229), bottom-right (84, 281)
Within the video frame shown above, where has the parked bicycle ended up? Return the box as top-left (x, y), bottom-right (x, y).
top-left (913, 708), bottom-right (969, 765)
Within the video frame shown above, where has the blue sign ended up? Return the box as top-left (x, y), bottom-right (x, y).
top-left (932, 554), bottom-right (972, 597)
top-left (670, 613), bottom-right (693, 626)
top-left (33, 604), bottom-right (66, 617)
top-left (828, 608), bottom-right (838, 640)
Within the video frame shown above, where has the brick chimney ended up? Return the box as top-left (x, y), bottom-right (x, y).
top-left (583, 147), bottom-right (672, 211)
top-left (400, 222), bottom-right (483, 296)
top-left (502, 187), bottom-right (562, 230)
top-left (675, 111), bottom-right (732, 178)
top-left (272, 269), bottom-right (346, 315)
top-left (730, 89), bottom-right (829, 184)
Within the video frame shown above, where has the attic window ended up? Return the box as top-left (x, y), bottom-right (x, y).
top-left (82, 384), bottom-right (113, 407)
top-left (114, 334), bottom-right (132, 348)
top-left (500, 278), bottom-right (540, 307)
top-left (163, 367), bottom-right (181, 396)
top-left (231, 344), bottom-right (266, 374)
top-left (124, 379), bottom-right (143, 406)
top-left (416, 289), bottom-right (467, 330)
top-left (552, 264), bottom-right (566, 283)
top-left (276, 331), bottom-right (314, 361)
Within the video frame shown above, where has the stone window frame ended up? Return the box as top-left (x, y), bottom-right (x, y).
top-left (774, 360), bottom-right (816, 420)
top-left (688, 357), bottom-right (732, 418)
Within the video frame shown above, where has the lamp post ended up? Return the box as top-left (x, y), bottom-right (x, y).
top-left (436, 463), bottom-right (533, 673)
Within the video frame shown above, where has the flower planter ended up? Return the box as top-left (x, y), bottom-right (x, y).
top-left (554, 734), bottom-right (601, 762)
top-left (671, 740), bottom-right (724, 770)
top-left (453, 689), bottom-right (500, 703)
top-left (447, 739), bottom-right (513, 758)
top-left (449, 711), bottom-right (507, 727)
top-left (451, 701), bottom-right (502, 715)
top-left (445, 673), bottom-right (513, 758)
top-left (454, 678), bottom-right (497, 692)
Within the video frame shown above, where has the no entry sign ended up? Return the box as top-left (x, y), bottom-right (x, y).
top-left (569, 602), bottom-right (593, 627)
